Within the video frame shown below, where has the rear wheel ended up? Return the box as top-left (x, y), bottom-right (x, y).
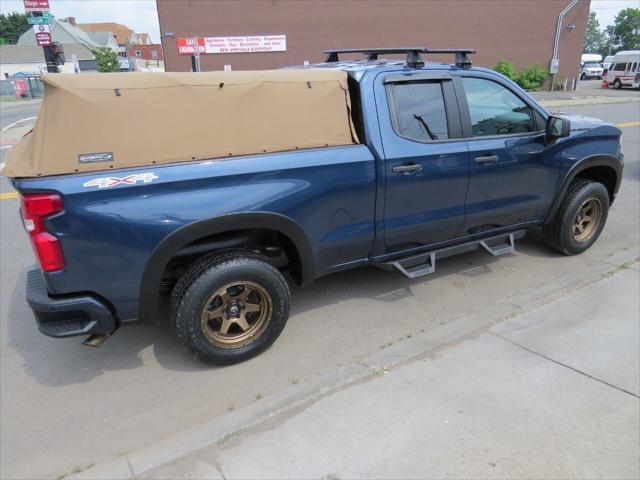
top-left (543, 179), bottom-right (609, 255)
top-left (171, 251), bottom-right (291, 364)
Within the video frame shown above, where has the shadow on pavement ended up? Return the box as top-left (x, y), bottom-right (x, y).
top-left (7, 235), bottom-right (556, 387)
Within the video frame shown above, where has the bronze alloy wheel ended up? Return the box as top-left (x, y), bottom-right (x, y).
top-left (200, 281), bottom-right (273, 349)
top-left (573, 198), bottom-right (603, 243)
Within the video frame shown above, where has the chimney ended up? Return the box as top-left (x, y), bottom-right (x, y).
top-left (68, 16), bottom-right (76, 26)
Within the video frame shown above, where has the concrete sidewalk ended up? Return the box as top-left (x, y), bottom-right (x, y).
top-left (121, 263), bottom-right (638, 479)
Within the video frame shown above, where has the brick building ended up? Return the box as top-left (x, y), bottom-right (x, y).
top-left (156, 0), bottom-right (590, 84)
top-left (128, 44), bottom-right (163, 62)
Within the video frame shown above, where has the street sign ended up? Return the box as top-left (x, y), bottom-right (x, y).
top-left (23, 0), bottom-right (49, 11)
top-left (35, 32), bottom-right (51, 45)
top-left (28, 11), bottom-right (52, 25)
top-left (34, 24), bottom-right (51, 46)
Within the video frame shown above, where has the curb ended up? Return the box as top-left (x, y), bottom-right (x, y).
top-left (68, 248), bottom-right (640, 480)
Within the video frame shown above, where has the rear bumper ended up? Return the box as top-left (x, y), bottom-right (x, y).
top-left (26, 269), bottom-right (116, 338)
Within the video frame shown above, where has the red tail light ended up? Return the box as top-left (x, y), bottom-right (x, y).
top-left (20, 193), bottom-right (64, 272)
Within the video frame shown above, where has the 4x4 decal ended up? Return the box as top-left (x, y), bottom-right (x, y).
top-left (83, 173), bottom-right (158, 189)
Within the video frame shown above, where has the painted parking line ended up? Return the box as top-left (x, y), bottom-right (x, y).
top-left (1, 116), bottom-right (37, 133)
top-left (617, 121), bottom-right (640, 128)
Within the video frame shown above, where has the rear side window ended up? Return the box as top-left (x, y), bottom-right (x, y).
top-left (613, 63), bottom-right (627, 71)
top-left (462, 77), bottom-right (536, 137)
top-left (388, 82), bottom-right (449, 142)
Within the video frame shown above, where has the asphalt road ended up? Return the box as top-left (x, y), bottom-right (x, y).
top-left (0, 100), bottom-right (41, 134)
top-left (0, 100), bottom-right (41, 187)
top-left (1, 101), bottom-right (639, 479)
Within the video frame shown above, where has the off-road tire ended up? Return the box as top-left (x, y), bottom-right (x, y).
top-left (171, 251), bottom-right (291, 365)
top-left (543, 179), bottom-right (609, 255)
top-left (613, 79), bottom-right (622, 89)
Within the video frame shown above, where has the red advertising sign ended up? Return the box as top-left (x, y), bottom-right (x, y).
top-left (177, 37), bottom-right (205, 55)
top-left (23, 0), bottom-right (50, 11)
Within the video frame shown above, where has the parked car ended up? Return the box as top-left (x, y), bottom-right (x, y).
top-left (580, 62), bottom-right (604, 80)
top-left (604, 50), bottom-right (640, 89)
top-left (6, 47), bottom-right (624, 365)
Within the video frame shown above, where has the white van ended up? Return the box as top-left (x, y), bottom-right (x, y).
top-left (602, 55), bottom-right (615, 71)
top-left (580, 53), bottom-right (603, 80)
top-left (581, 53), bottom-right (602, 64)
top-left (605, 50), bottom-right (640, 89)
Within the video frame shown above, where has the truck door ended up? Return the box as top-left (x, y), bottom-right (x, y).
top-left (375, 71), bottom-right (470, 252)
top-left (454, 75), bottom-right (558, 233)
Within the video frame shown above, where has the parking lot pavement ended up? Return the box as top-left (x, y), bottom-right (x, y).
top-left (532, 82), bottom-right (640, 109)
top-left (1, 102), bottom-right (639, 479)
top-left (532, 78), bottom-right (639, 101)
top-left (139, 264), bottom-right (639, 480)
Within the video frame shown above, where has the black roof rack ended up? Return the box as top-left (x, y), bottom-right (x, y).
top-left (323, 47), bottom-right (476, 69)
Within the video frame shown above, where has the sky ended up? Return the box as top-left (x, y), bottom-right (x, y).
top-left (0, 0), bottom-right (638, 43)
top-left (590, 0), bottom-right (639, 27)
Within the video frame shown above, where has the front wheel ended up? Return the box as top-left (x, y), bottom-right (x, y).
top-left (543, 179), bottom-right (609, 255)
top-left (613, 79), bottom-right (622, 89)
top-left (171, 251), bottom-right (291, 364)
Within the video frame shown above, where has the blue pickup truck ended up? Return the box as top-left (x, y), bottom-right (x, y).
top-left (9, 48), bottom-right (623, 364)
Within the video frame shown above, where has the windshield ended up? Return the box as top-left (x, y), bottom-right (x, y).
top-left (584, 63), bottom-right (602, 68)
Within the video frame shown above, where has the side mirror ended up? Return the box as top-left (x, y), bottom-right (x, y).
top-left (545, 115), bottom-right (571, 142)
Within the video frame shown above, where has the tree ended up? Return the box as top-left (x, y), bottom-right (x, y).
top-left (606, 7), bottom-right (640, 52)
top-left (583, 11), bottom-right (605, 53)
top-left (0, 12), bottom-right (30, 45)
top-left (92, 48), bottom-right (120, 72)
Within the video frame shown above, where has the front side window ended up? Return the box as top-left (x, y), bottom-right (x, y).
top-left (389, 81), bottom-right (449, 142)
top-left (462, 77), bottom-right (536, 137)
top-left (613, 63), bottom-right (627, 71)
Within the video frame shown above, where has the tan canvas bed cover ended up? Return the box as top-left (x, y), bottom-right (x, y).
top-left (4, 70), bottom-right (359, 178)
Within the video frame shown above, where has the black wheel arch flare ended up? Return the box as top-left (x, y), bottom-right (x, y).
top-left (137, 212), bottom-right (315, 324)
top-left (544, 154), bottom-right (622, 225)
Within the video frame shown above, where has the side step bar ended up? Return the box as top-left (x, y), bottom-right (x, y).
top-left (378, 230), bottom-right (525, 279)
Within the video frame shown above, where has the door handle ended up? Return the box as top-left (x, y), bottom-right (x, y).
top-left (474, 155), bottom-right (499, 165)
top-left (392, 163), bottom-right (422, 174)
